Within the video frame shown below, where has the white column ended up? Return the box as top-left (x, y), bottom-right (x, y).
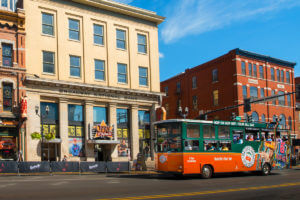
top-left (25, 93), bottom-right (41, 161)
top-left (59, 99), bottom-right (69, 161)
top-left (109, 103), bottom-right (118, 161)
top-left (85, 101), bottom-right (94, 161)
top-left (130, 105), bottom-right (139, 160)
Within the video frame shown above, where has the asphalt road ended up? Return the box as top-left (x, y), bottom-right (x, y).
top-left (0, 169), bottom-right (299, 200)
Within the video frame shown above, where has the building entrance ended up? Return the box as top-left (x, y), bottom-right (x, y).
top-left (95, 144), bottom-right (111, 161)
top-left (42, 143), bottom-right (60, 161)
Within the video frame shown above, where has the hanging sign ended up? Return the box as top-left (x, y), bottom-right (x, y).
top-left (93, 121), bottom-right (114, 140)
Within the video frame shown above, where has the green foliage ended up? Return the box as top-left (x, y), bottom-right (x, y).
top-left (31, 132), bottom-right (42, 140)
top-left (44, 132), bottom-right (55, 140)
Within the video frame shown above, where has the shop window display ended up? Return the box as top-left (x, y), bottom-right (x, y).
top-left (117, 109), bottom-right (130, 157)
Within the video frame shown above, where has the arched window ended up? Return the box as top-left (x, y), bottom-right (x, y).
top-left (288, 117), bottom-right (292, 130)
top-left (261, 114), bottom-right (266, 122)
top-left (279, 114), bottom-right (286, 129)
top-left (252, 111), bottom-right (259, 122)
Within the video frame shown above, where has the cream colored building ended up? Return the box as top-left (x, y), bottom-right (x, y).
top-left (24, 0), bottom-right (164, 162)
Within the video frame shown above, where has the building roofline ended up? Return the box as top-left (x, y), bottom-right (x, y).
top-left (234, 48), bottom-right (296, 68)
top-left (71, 0), bottom-right (165, 25)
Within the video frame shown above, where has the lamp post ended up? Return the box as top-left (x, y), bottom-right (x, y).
top-left (35, 105), bottom-right (49, 161)
top-left (178, 106), bottom-right (189, 119)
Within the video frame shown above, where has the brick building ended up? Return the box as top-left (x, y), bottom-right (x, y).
top-left (0, 0), bottom-right (26, 161)
top-left (161, 48), bottom-right (297, 138)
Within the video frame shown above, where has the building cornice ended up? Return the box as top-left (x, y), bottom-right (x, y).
top-left (0, 8), bottom-right (25, 31)
top-left (25, 76), bottom-right (165, 98)
top-left (234, 48), bottom-right (296, 68)
top-left (71, 0), bottom-right (165, 25)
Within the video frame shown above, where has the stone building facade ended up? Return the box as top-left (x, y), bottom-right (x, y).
top-left (24, 0), bottom-right (164, 162)
top-left (0, 0), bottom-right (25, 161)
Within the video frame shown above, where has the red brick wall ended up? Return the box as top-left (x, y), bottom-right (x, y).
top-left (160, 49), bottom-right (296, 136)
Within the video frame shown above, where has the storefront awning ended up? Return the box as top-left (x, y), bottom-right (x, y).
top-left (42, 138), bottom-right (62, 143)
top-left (87, 140), bottom-right (120, 144)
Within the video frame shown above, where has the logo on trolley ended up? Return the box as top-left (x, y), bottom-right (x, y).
top-left (159, 155), bottom-right (167, 164)
top-left (241, 146), bottom-right (255, 168)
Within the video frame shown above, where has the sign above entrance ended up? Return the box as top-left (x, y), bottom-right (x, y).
top-left (92, 121), bottom-right (114, 140)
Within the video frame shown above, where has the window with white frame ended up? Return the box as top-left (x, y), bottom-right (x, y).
top-left (95, 59), bottom-right (105, 80)
top-left (42, 13), bottom-right (54, 36)
top-left (43, 51), bottom-right (55, 74)
top-left (70, 55), bottom-right (81, 77)
top-left (93, 24), bottom-right (104, 45)
top-left (137, 34), bottom-right (147, 54)
top-left (69, 19), bottom-right (80, 41)
top-left (139, 67), bottom-right (148, 86)
top-left (117, 63), bottom-right (127, 83)
top-left (116, 29), bottom-right (126, 50)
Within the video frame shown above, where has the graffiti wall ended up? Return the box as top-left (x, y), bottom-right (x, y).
top-left (257, 140), bottom-right (291, 170)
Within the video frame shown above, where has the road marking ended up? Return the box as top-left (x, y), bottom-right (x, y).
top-left (50, 181), bottom-right (68, 186)
top-left (0, 183), bottom-right (16, 188)
top-left (96, 182), bottom-right (300, 200)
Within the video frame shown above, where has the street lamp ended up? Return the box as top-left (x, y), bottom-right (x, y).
top-left (178, 106), bottom-right (189, 119)
top-left (35, 105), bottom-right (50, 161)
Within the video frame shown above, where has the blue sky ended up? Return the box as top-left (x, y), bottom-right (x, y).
top-left (115, 0), bottom-right (300, 81)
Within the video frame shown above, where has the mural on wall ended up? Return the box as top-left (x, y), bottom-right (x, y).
top-left (257, 140), bottom-right (291, 170)
top-left (68, 138), bottom-right (83, 157)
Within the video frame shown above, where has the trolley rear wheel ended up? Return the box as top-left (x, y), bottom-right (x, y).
top-left (201, 165), bottom-right (213, 179)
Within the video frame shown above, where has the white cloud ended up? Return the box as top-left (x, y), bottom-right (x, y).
top-left (161, 0), bottom-right (300, 44)
top-left (159, 52), bottom-right (164, 59)
top-left (113, 0), bottom-right (133, 4)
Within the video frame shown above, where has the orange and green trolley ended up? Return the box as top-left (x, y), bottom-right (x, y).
top-left (154, 119), bottom-right (291, 178)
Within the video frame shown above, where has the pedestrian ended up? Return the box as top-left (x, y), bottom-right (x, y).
top-left (62, 155), bottom-right (68, 162)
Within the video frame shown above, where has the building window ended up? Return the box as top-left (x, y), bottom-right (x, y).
top-left (40, 102), bottom-right (59, 139)
top-left (1, 0), bottom-right (7, 7)
top-left (259, 65), bottom-right (264, 79)
top-left (271, 68), bottom-right (275, 81)
top-left (261, 114), bottom-right (266, 122)
top-left (137, 34), bottom-right (147, 54)
top-left (93, 107), bottom-right (107, 124)
top-left (276, 69), bottom-right (280, 82)
top-left (2, 83), bottom-right (13, 112)
top-left (248, 63), bottom-right (252, 76)
top-left (42, 13), bottom-right (54, 36)
top-left (192, 76), bottom-right (197, 89)
top-left (70, 56), bottom-right (81, 77)
top-left (165, 103), bottom-right (169, 116)
top-left (260, 88), bottom-right (265, 98)
top-left (272, 90), bottom-right (276, 105)
top-left (176, 82), bottom-right (181, 93)
top-left (117, 63), bottom-right (127, 83)
top-left (253, 64), bottom-right (257, 77)
top-left (2, 43), bottom-right (12, 67)
top-left (138, 110), bottom-right (150, 157)
top-left (117, 108), bottom-right (130, 157)
top-left (242, 86), bottom-right (247, 99)
top-left (43, 51), bottom-right (55, 74)
top-left (139, 67), bottom-right (148, 86)
top-left (68, 104), bottom-right (84, 157)
top-left (250, 87), bottom-right (258, 99)
top-left (212, 69), bottom-right (218, 82)
top-left (279, 114), bottom-right (286, 129)
top-left (286, 72), bottom-right (290, 83)
top-left (69, 19), bottom-right (80, 41)
top-left (213, 90), bottom-right (219, 106)
top-left (164, 86), bottom-right (168, 96)
top-left (280, 70), bottom-right (284, 83)
top-left (241, 62), bottom-right (246, 75)
top-left (116, 29), bottom-right (126, 50)
top-left (93, 24), bottom-right (104, 45)
top-left (278, 91), bottom-right (285, 106)
top-left (252, 111), bottom-right (259, 122)
top-left (192, 95), bottom-right (197, 110)
top-left (95, 59), bottom-right (105, 81)
top-left (287, 95), bottom-right (291, 106)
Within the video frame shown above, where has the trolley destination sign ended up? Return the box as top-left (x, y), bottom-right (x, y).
top-left (213, 120), bottom-right (267, 128)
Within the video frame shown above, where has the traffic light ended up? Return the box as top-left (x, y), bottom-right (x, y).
top-left (231, 112), bottom-right (236, 121)
top-left (244, 98), bottom-right (251, 113)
